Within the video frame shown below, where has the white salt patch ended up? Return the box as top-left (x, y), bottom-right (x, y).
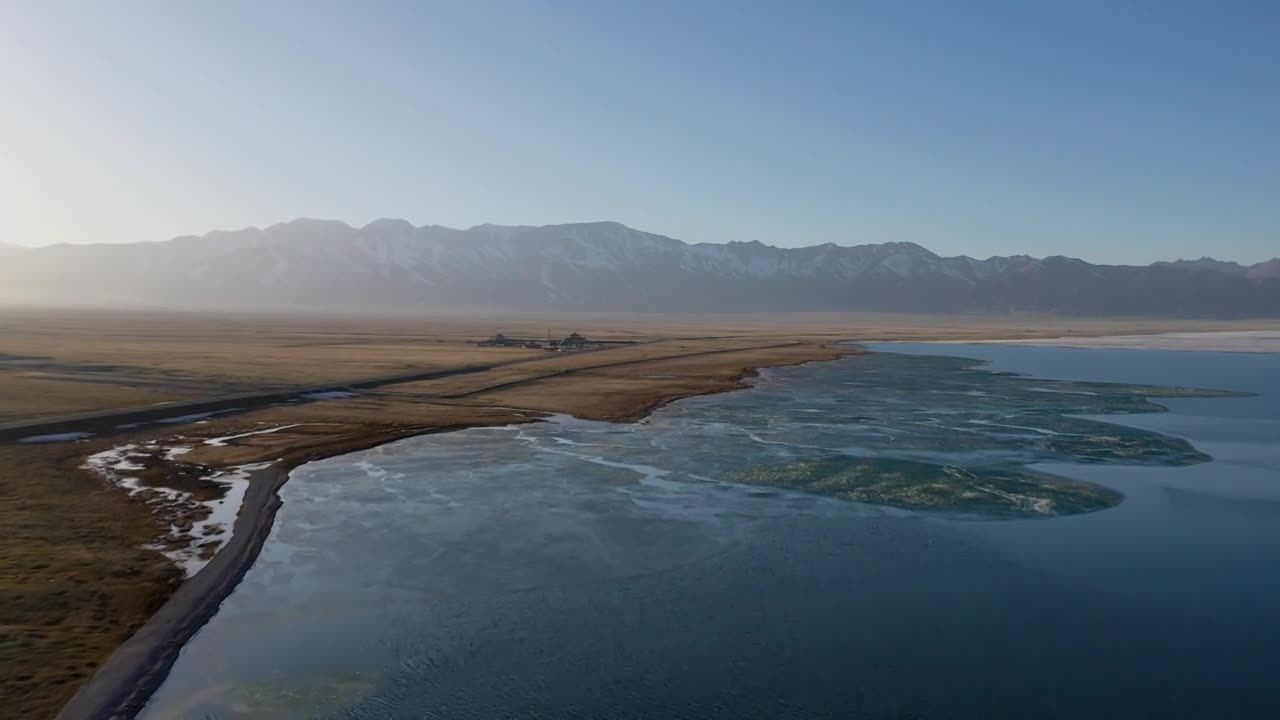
top-left (19, 432), bottom-right (93, 443)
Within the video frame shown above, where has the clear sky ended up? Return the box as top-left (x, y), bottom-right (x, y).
top-left (2, 1), bottom-right (1276, 263)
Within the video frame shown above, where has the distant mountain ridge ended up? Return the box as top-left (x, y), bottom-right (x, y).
top-left (1151, 257), bottom-right (1278, 279)
top-left (2, 219), bottom-right (1277, 317)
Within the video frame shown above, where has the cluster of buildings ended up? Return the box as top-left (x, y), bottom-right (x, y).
top-left (478, 331), bottom-right (596, 351)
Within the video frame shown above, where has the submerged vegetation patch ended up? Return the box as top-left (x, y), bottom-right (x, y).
top-left (719, 352), bottom-right (1245, 517)
top-left (726, 456), bottom-right (1122, 517)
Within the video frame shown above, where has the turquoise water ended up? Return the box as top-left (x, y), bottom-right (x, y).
top-left (141, 345), bottom-right (1280, 719)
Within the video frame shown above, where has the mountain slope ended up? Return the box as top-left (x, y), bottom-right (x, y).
top-left (1152, 258), bottom-right (1250, 275)
top-left (1246, 259), bottom-right (1280, 281)
top-left (1, 220), bottom-right (1276, 317)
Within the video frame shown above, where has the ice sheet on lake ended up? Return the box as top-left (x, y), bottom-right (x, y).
top-left (967, 331), bottom-right (1280, 353)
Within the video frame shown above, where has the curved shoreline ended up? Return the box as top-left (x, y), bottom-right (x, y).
top-left (53, 422), bottom-right (520, 720)
top-left (56, 350), bottom-right (845, 720)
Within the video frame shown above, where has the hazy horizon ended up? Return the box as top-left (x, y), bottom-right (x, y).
top-left (3, 216), bottom-right (1276, 266)
top-left (3, 1), bottom-right (1277, 265)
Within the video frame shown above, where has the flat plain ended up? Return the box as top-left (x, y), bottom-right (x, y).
top-left (3, 306), bottom-right (1278, 718)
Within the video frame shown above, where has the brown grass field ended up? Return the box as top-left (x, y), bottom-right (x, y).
top-left (3, 306), bottom-right (1278, 718)
top-left (4, 306), bottom-right (1273, 423)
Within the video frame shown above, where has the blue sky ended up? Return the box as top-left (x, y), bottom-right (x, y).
top-left (2, 1), bottom-right (1276, 263)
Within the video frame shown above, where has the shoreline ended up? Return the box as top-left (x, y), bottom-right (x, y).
top-left (55, 348), bottom-right (846, 720)
top-left (54, 421), bottom-right (535, 720)
top-left (6, 309), bottom-right (1276, 718)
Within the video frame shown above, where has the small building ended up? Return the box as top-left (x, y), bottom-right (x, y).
top-left (560, 332), bottom-right (591, 349)
top-left (479, 333), bottom-right (518, 347)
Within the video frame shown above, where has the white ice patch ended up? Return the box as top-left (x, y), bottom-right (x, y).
top-left (19, 432), bottom-right (93, 443)
top-left (83, 444), bottom-right (272, 577)
top-left (177, 462), bottom-right (271, 576)
top-left (354, 460), bottom-right (392, 482)
top-left (84, 445), bottom-right (184, 501)
top-left (203, 424), bottom-right (304, 447)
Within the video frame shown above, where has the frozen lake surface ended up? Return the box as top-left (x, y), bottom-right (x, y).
top-left (142, 344), bottom-right (1280, 719)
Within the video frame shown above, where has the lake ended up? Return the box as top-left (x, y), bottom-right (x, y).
top-left (140, 344), bottom-right (1280, 719)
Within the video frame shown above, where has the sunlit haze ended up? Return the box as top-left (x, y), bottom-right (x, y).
top-left (2, 1), bottom-right (1276, 263)
top-left (3, 5), bottom-right (1280, 719)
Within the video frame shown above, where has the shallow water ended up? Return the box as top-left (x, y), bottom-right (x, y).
top-left (141, 345), bottom-right (1280, 719)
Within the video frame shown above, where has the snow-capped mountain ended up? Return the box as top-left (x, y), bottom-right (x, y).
top-left (2, 219), bottom-right (1277, 317)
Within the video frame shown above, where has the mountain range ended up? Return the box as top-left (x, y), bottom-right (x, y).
top-left (2, 220), bottom-right (1277, 317)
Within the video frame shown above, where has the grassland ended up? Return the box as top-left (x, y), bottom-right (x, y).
top-left (4, 307), bottom-right (1273, 423)
top-left (0, 441), bottom-right (180, 718)
top-left (2, 307), bottom-right (1278, 718)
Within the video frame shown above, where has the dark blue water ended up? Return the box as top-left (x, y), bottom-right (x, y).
top-left (141, 345), bottom-right (1280, 719)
